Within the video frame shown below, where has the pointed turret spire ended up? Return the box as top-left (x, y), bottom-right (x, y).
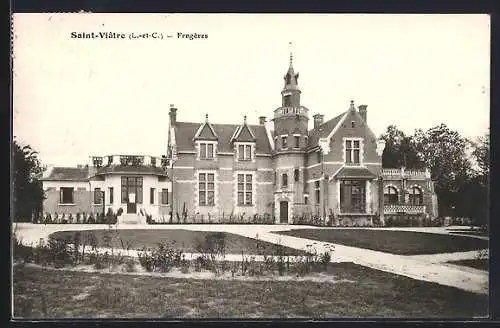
top-left (283, 42), bottom-right (299, 91)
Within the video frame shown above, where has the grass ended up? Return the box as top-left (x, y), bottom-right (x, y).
top-left (13, 263), bottom-right (487, 319)
top-left (449, 259), bottom-right (489, 271)
top-left (49, 229), bottom-right (304, 255)
top-left (274, 229), bottom-right (489, 255)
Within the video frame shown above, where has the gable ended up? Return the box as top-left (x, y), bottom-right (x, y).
top-left (330, 110), bottom-right (377, 141)
top-left (196, 123), bottom-right (218, 140)
top-left (234, 125), bottom-right (256, 142)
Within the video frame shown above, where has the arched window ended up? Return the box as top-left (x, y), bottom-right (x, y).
top-left (384, 186), bottom-right (399, 205)
top-left (282, 173), bottom-right (288, 188)
top-left (409, 186), bottom-right (423, 205)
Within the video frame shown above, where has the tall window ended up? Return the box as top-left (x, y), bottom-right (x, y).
top-left (294, 135), bottom-right (300, 148)
top-left (121, 176), bottom-right (143, 204)
top-left (94, 188), bottom-right (102, 204)
top-left (409, 186), bottom-right (423, 205)
top-left (345, 140), bottom-right (361, 164)
top-left (273, 171), bottom-right (277, 185)
top-left (161, 188), bottom-right (169, 205)
top-left (340, 180), bottom-right (366, 213)
top-left (150, 157), bottom-right (157, 167)
top-left (200, 143), bottom-right (214, 159)
top-left (282, 136), bottom-right (288, 149)
top-left (237, 174), bottom-right (253, 206)
top-left (284, 95), bottom-right (292, 106)
top-left (294, 168), bottom-right (300, 182)
top-left (150, 188), bottom-right (155, 204)
top-left (282, 173), bottom-right (288, 188)
top-left (60, 187), bottom-right (74, 204)
top-left (238, 144), bottom-right (252, 161)
top-left (108, 187), bottom-right (114, 204)
top-left (199, 173), bottom-right (215, 206)
top-left (384, 186), bottom-right (398, 205)
top-left (315, 181), bottom-right (320, 204)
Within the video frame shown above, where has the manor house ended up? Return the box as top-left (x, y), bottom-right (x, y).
top-left (40, 57), bottom-right (438, 225)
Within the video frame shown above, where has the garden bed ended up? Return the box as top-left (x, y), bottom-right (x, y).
top-left (274, 229), bottom-right (489, 255)
top-left (448, 259), bottom-right (489, 271)
top-left (48, 229), bottom-right (304, 255)
top-left (13, 263), bottom-right (488, 318)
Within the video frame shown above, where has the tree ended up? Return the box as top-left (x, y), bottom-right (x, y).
top-left (413, 124), bottom-right (472, 218)
top-left (471, 131), bottom-right (489, 186)
top-left (466, 131), bottom-right (489, 227)
top-left (380, 125), bottom-right (424, 169)
top-left (12, 138), bottom-right (45, 222)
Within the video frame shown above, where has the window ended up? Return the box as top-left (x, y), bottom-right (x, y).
top-left (351, 121), bottom-right (356, 128)
top-left (273, 171), bottom-right (277, 185)
top-left (93, 188), bottom-right (103, 204)
top-left (238, 144), bottom-right (252, 161)
top-left (121, 176), bottom-right (143, 204)
top-left (93, 157), bottom-right (103, 167)
top-left (317, 151), bottom-right (321, 163)
top-left (150, 157), bottom-right (156, 166)
top-left (282, 173), bottom-right (288, 188)
top-left (60, 187), bottom-right (74, 204)
top-left (345, 139), bottom-right (361, 164)
top-left (315, 181), bottom-right (320, 204)
top-left (384, 186), bottom-right (398, 205)
top-left (107, 156), bottom-right (113, 166)
top-left (294, 168), bottom-right (300, 182)
top-left (294, 135), bottom-right (300, 148)
top-left (237, 174), bottom-right (253, 206)
top-left (199, 173), bottom-right (215, 206)
top-left (150, 188), bottom-right (155, 204)
top-left (304, 195), bottom-right (309, 205)
top-left (340, 180), bottom-right (366, 213)
top-left (409, 186), bottom-right (423, 205)
top-left (161, 188), bottom-right (169, 205)
top-left (282, 136), bottom-right (288, 149)
top-left (200, 143), bottom-right (214, 159)
top-left (284, 95), bottom-right (292, 107)
top-left (108, 187), bottom-right (114, 204)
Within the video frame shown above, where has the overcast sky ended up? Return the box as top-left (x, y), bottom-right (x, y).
top-left (13, 13), bottom-right (490, 166)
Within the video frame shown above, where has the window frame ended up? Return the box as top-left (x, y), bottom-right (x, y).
top-left (150, 187), bottom-right (155, 204)
top-left (237, 143), bottom-right (253, 161)
top-left (314, 181), bottom-right (320, 204)
top-left (108, 187), bottom-right (114, 204)
top-left (282, 173), bottom-right (288, 188)
top-left (121, 176), bottom-right (143, 204)
top-left (340, 179), bottom-right (366, 213)
top-left (384, 186), bottom-right (399, 205)
top-left (408, 186), bottom-right (423, 205)
top-left (199, 142), bottom-right (216, 160)
top-left (293, 135), bottom-right (300, 149)
top-left (344, 138), bottom-right (362, 165)
top-left (237, 173), bottom-right (253, 206)
top-left (93, 188), bottom-right (102, 205)
top-left (59, 187), bottom-right (74, 204)
top-left (294, 168), bottom-right (300, 182)
top-left (281, 135), bottom-right (288, 149)
top-left (198, 172), bottom-right (215, 206)
top-left (161, 188), bottom-right (169, 205)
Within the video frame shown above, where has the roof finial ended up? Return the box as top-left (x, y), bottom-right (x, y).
top-left (205, 113), bottom-right (209, 122)
top-left (289, 41), bottom-right (293, 65)
top-left (349, 100), bottom-right (355, 110)
top-left (244, 115), bottom-right (247, 124)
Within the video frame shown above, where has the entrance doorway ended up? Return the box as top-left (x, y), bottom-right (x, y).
top-left (121, 176), bottom-right (143, 214)
top-left (280, 201), bottom-right (288, 223)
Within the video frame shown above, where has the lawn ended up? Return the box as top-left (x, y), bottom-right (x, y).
top-left (49, 229), bottom-right (304, 255)
top-left (274, 229), bottom-right (489, 255)
top-left (13, 263), bottom-right (488, 318)
top-left (449, 259), bottom-right (489, 271)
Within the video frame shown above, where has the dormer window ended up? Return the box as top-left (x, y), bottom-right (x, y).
top-left (200, 142), bottom-right (214, 159)
top-left (238, 145), bottom-right (252, 161)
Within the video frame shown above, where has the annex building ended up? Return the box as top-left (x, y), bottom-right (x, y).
top-left (40, 57), bottom-right (438, 225)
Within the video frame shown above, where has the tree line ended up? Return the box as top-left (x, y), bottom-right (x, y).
top-left (381, 124), bottom-right (489, 227)
top-left (12, 123), bottom-right (489, 226)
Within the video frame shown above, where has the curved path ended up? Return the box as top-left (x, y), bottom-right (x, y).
top-left (13, 223), bottom-right (488, 295)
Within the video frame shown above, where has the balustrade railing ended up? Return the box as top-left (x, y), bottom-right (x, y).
top-left (384, 204), bottom-right (426, 214)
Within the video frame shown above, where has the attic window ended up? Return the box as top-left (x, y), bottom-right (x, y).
top-left (238, 144), bottom-right (252, 161)
top-left (351, 121), bottom-right (356, 128)
top-left (200, 143), bottom-right (214, 159)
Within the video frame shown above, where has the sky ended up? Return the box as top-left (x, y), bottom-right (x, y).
top-left (12, 13), bottom-right (490, 166)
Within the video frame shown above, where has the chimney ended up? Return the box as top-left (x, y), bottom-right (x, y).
top-left (313, 114), bottom-right (324, 129)
top-left (259, 116), bottom-right (266, 125)
top-left (169, 104), bottom-right (177, 126)
top-left (358, 105), bottom-right (368, 123)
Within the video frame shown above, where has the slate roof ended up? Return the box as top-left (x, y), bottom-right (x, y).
top-left (95, 165), bottom-right (169, 177)
top-left (174, 122), bottom-right (272, 154)
top-left (307, 111), bottom-right (346, 149)
top-left (41, 167), bottom-right (89, 181)
top-left (334, 166), bottom-right (377, 179)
